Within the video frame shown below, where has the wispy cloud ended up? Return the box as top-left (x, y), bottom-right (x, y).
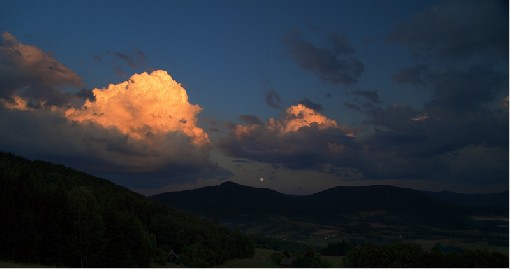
top-left (265, 90), bottom-right (282, 108)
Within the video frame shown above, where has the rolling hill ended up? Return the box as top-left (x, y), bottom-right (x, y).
top-left (0, 152), bottom-right (254, 267)
top-left (152, 181), bottom-right (508, 227)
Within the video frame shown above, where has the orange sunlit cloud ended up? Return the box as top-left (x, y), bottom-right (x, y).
top-left (234, 104), bottom-right (351, 137)
top-left (65, 70), bottom-right (209, 146)
top-left (0, 96), bottom-right (32, 111)
top-left (0, 32), bottom-right (82, 88)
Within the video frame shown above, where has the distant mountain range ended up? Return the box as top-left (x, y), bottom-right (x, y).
top-left (151, 181), bottom-right (508, 227)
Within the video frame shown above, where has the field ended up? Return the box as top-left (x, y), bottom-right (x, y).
top-left (234, 212), bottom-right (509, 256)
top-left (0, 261), bottom-right (52, 268)
top-left (217, 248), bottom-right (345, 268)
top-left (217, 248), bottom-right (278, 268)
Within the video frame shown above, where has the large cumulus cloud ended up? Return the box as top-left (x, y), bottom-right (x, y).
top-left (0, 33), bottom-right (229, 188)
top-left (65, 70), bottom-right (209, 146)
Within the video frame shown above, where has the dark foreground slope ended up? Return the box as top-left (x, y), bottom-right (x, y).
top-left (0, 152), bottom-right (254, 267)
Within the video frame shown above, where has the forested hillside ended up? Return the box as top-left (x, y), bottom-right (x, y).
top-left (0, 152), bottom-right (254, 267)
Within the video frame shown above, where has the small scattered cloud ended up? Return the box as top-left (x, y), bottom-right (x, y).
top-left (110, 48), bottom-right (146, 68)
top-left (285, 31), bottom-right (364, 86)
top-left (265, 90), bottom-right (282, 108)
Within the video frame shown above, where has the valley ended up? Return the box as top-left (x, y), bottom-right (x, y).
top-left (152, 181), bottom-right (509, 255)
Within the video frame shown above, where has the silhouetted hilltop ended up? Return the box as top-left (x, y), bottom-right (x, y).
top-left (152, 181), bottom-right (305, 220)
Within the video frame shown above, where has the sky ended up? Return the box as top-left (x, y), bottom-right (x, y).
top-left (0, 0), bottom-right (508, 195)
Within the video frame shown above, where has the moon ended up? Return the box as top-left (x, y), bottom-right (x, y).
top-left (259, 177), bottom-right (264, 182)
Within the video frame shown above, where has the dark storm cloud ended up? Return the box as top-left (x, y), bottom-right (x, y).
top-left (265, 90), bottom-right (282, 108)
top-left (350, 90), bottom-right (380, 104)
top-left (375, 0), bottom-right (509, 185)
top-left (218, 123), bottom-right (361, 171)
top-left (297, 97), bottom-right (323, 111)
top-left (425, 65), bottom-right (506, 113)
top-left (285, 32), bottom-right (364, 86)
top-left (390, 0), bottom-right (508, 61)
top-left (0, 32), bottom-right (84, 106)
top-left (336, 88), bottom-right (507, 184)
top-left (239, 114), bottom-right (262, 125)
top-left (363, 95), bottom-right (508, 183)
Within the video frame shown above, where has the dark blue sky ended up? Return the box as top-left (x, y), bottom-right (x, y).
top-left (0, 0), bottom-right (508, 195)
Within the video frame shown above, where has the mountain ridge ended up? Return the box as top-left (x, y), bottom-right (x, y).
top-left (151, 180), bottom-right (508, 227)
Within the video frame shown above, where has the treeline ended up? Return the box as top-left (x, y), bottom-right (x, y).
top-left (270, 247), bottom-right (331, 267)
top-left (0, 152), bottom-right (254, 267)
top-left (261, 238), bottom-right (508, 268)
top-left (322, 240), bottom-right (508, 268)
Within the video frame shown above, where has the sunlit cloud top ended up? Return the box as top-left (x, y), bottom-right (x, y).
top-left (66, 70), bottom-right (209, 146)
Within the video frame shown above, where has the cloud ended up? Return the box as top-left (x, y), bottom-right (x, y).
top-left (377, 0), bottom-right (509, 185)
top-left (0, 32), bottom-right (83, 106)
top-left (1, 63), bottom-right (229, 188)
top-left (425, 65), bottom-right (506, 113)
top-left (219, 101), bottom-right (507, 185)
top-left (265, 90), bottom-right (282, 108)
top-left (297, 97), bottom-right (323, 111)
top-left (110, 48), bottom-right (146, 68)
top-left (389, 0), bottom-right (508, 61)
top-left (218, 104), bottom-right (360, 172)
top-left (361, 100), bottom-right (508, 182)
top-left (329, 32), bottom-right (356, 55)
top-left (285, 31), bottom-right (364, 86)
top-left (442, 144), bottom-right (508, 183)
top-left (66, 70), bottom-right (209, 146)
